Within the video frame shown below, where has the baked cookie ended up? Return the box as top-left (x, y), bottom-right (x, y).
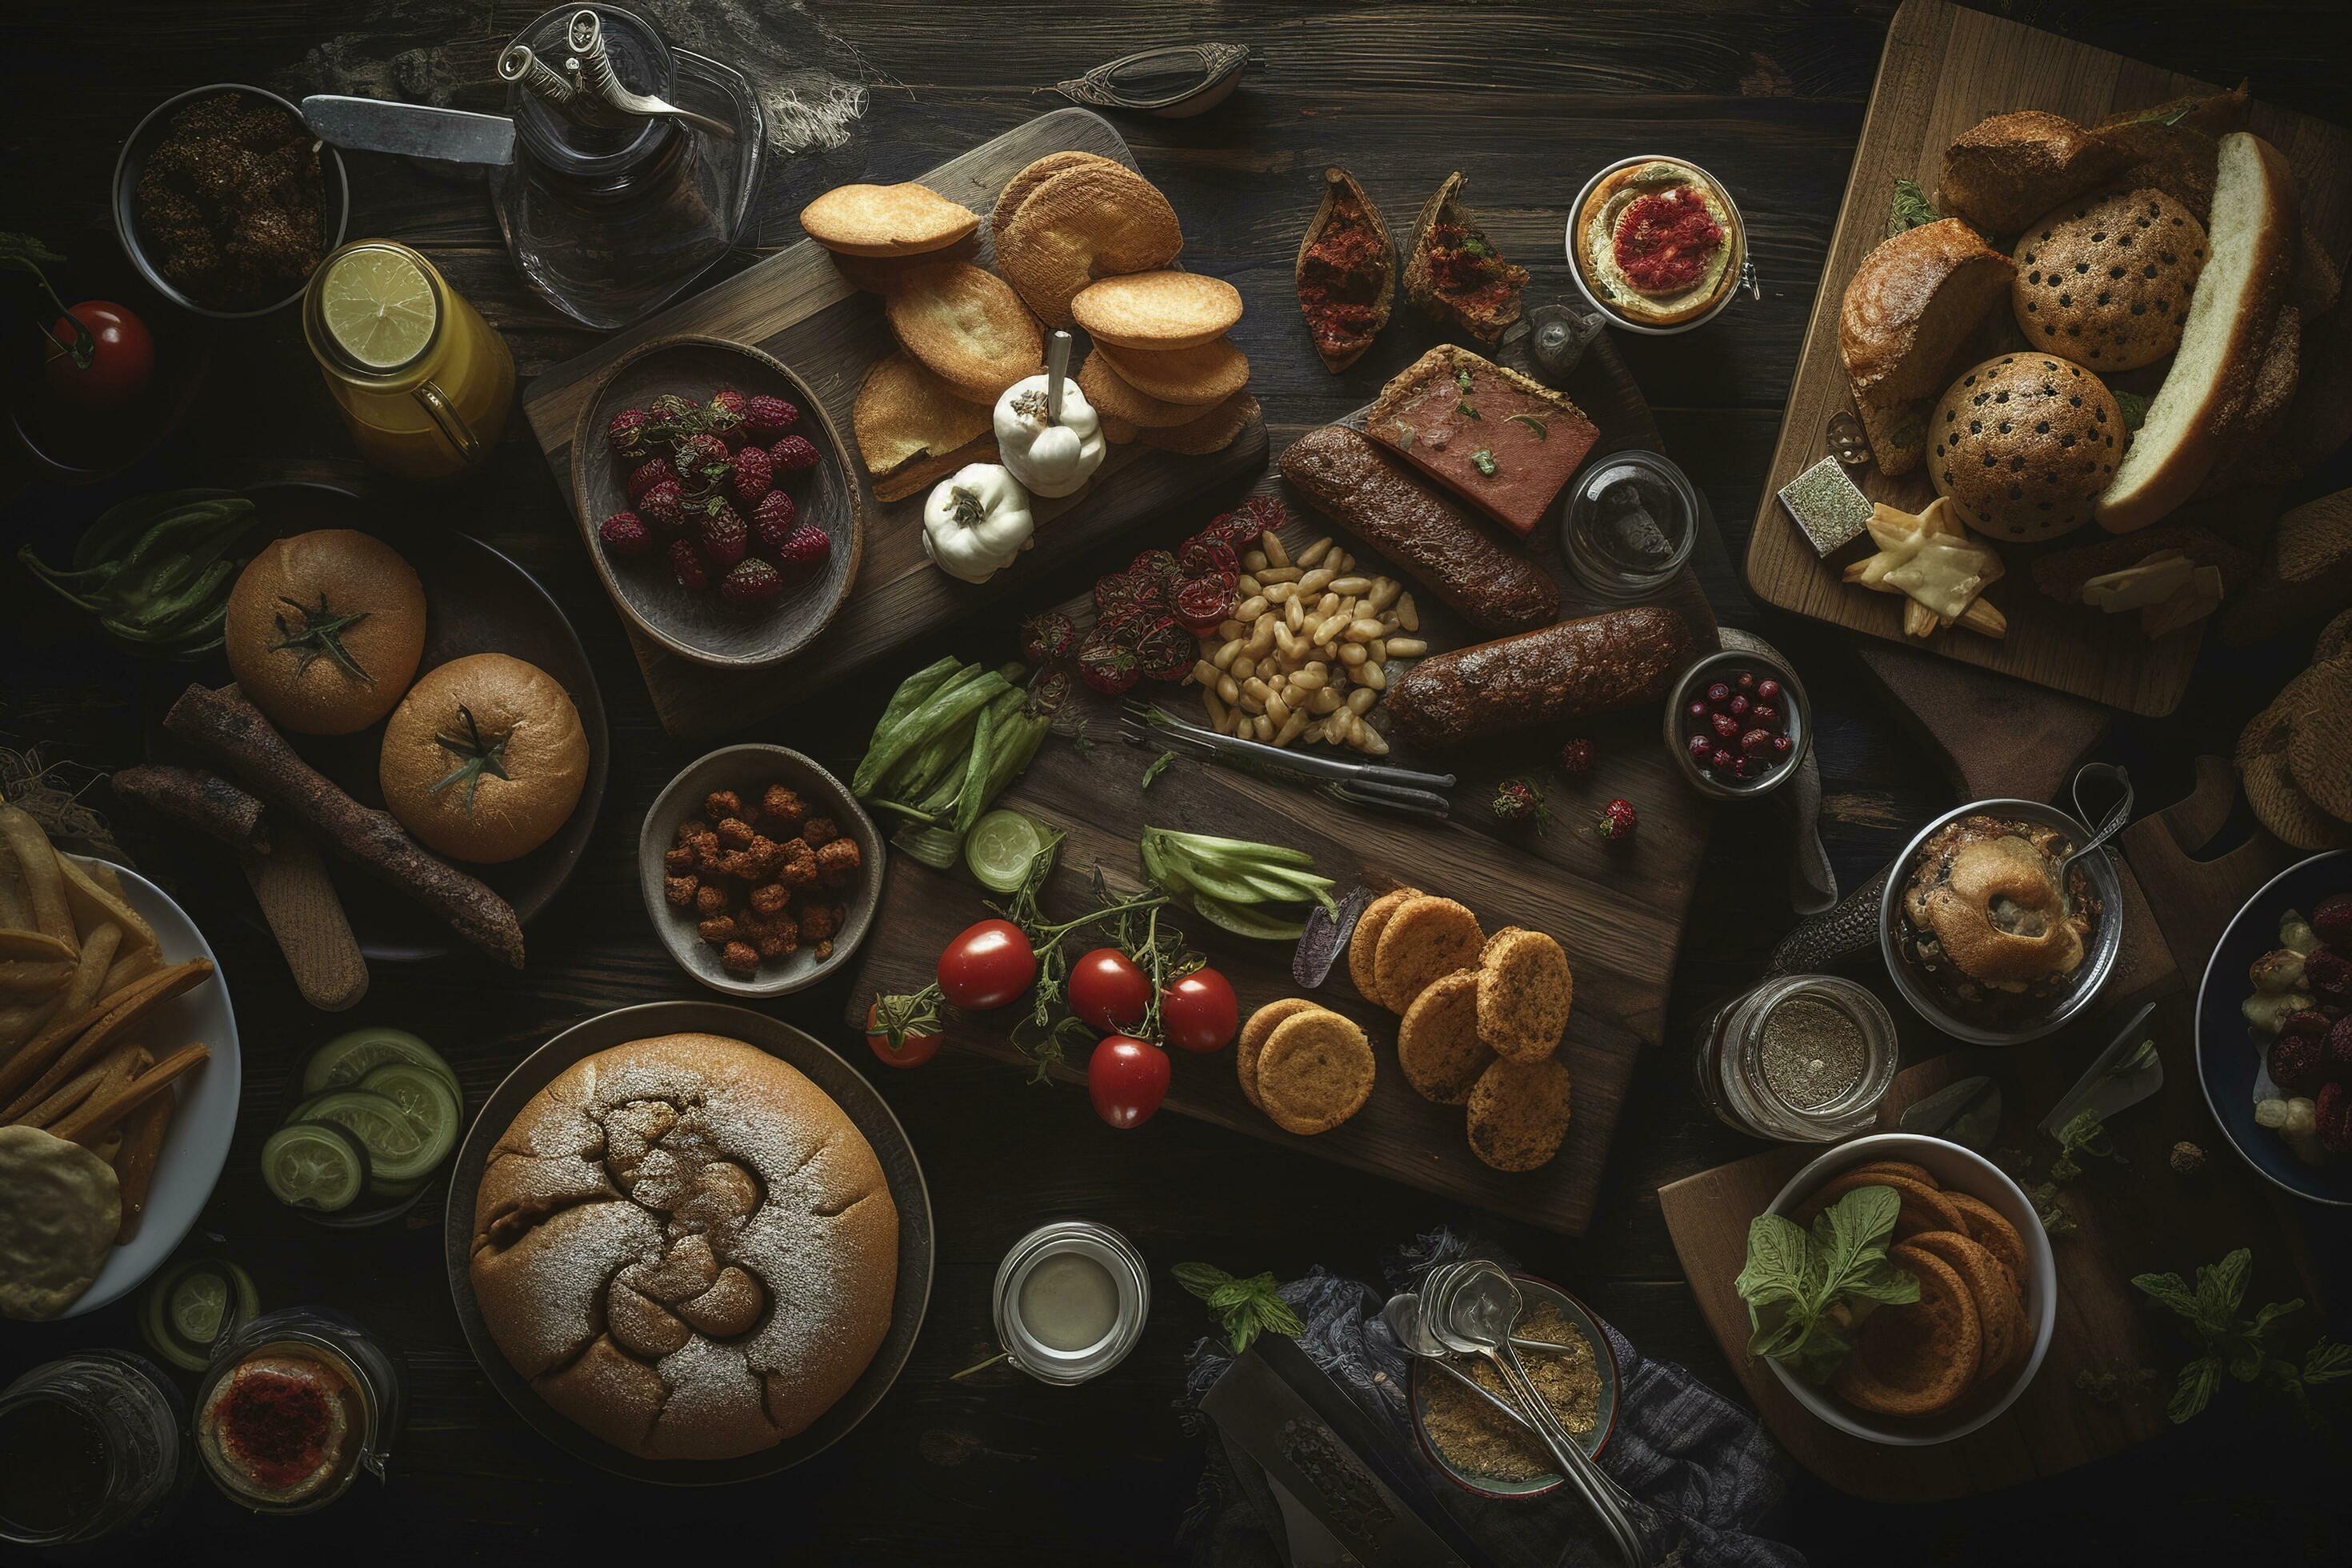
top-left (991, 150), bottom-right (1129, 242)
top-left (883, 262), bottom-right (1043, 403)
top-left (829, 233), bottom-right (982, 294)
top-left (1372, 896), bottom-right (1484, 1014)
top-left (1831, 1244), bottom-right (1981, 1417)
top-left (996, 162), bottom-right (1183, 327)
top-left (1465, 1056), bottom-right (1571, 1172)
top-left (1095, 338), bottom-right (1251, 406)
top-left (1475, 927), bottom-right (1572, 1063)
top-left (1076, 351), bottom-right (1216, 429)
top-left (1237, 998), bottom-right (1320, 1111)
top-left (1902, 1229), bottom-right (2026, 1383)
top-left (1072, 270), bottom-right (1243, 351)
top-left (1346, 888), bottom-right (1421, 1002)
top-left (1138, 394), bottom-right (1258, 456)
top-left (800, 182), bottom-right (978, 258)
top-left (2011, 188), bottom-right (2208, 371)
top-left (1254, 1010), bottom-right (1375, 1135)
top-left (1395, 970), bottom-right (1493, 1104)
top-left (1941, 1191), bottom-right (2029, 1282)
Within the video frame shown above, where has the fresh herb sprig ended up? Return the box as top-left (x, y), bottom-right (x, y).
top-left (2049, 1108), bottom-right (2126, 1182)
top-left (1174, 1263), bottom-right (1302, 1355)
top-left (1734, 1185), bottom-right (1920, 1384)
top-left (2132, 1248), bottom-right (2352, 1426)
top-left (1887, 176), bottom-right (1938, 235)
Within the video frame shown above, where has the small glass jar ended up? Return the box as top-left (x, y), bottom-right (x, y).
top-left (990, 1221), bottom-right (1150, 1385)
top-left (0, 1351), bottom-right (188, 1548)
top-left (192, 1307), bottom-right (402, 1514)
top-left (1691, 974), bottom-right (1899, 1142)
top-left (1558, 450), bottom-right (1698, 599)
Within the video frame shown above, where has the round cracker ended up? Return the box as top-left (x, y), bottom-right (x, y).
top-left (1803, 1171), bottom-right (1970, 1240)
top-left (1255, 1009), bottom-right (1375, 1135)
top-left (853, 351), bottom-right (994, 480)
top-left (1940, 1190), bottom-right (2029, 1282)
top-left (1474, 928), bottom-right (1572, 1064)
top-left (1832, 1243), bottom-right (1981, 1418)
top-left (2284, 660), bottom-right (2352, 823)
top-left (991, 150), bottom-right (1130, 242)
top-left (1903, 1230), bottom-right (2023, 1384)
top-left (0, 1124), bottom-right (121, 1321)
top-left (2244, 749), bottom-right (2352, 851)
top-left (1372, 895), bottom-right (1485, 1014)
top-left (1347, 888), bottom-right (1421, 1002)
top-left (1072, 270), bottom-right (1242, 351)
top-left (1094, 337), bottom-right (1251, 405)
top-left (1238, 998), bottom-right (1320, 1111)
top-left (997, 163), bottom-right (1183, 327)
top-left (1138, 394), bottom-right (1258, 457)
top-left (1465, 1056), bottom-right (1572, 1172)
top-left (1847, 1160), bottom-right (1938, 1187)
top-left (1077, 351), bottom-right (1210, 429)
top-left (801, 182), bottom-right (979, 258)
top-left (885, 262), bottom-right (1044, 402)
top-left (1396, 970), bottom-right (1494, 1104)
top-left (829, 233), bottom-right (983, 294)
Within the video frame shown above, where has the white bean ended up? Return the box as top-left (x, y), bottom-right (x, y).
top-left (1234, 594), bottom-right (1268, 621)
top-left (1203, 691), bottom-right (1230, 728)
top-left (1242, 550), bottom-right (1268, 574)
top-left (1256, 566), bottom-right (1302, 585)
top-left (1233, 655), bottom-right (1256, 682)
top-left (1347, 686), bottom-right (1378, 714)
top-left (1297, 536), bottom-right (1333, 567)
top-left (1275, 711), bottom-right (1309, 746)
top-left (1190, 658), bottom-right (1220, 686)
top-left (1357, 660), bottom-right (1387, 690)
top-left (1217, 674), bottom-right (1240, 704)
top-left (1386, 636), bottom-right (1428, 658)
top-left (1366, 579), bottom-right (1399, 612)
top-left (1213, 638), bottom-right (1243, 670)
top-left (1236, 575), bottom-right (1261, 599)
top-left (1263, 533), bottom-right (1290, 568)
top-left (1397, 593), bottom-right (1420, 632)
top-left (1328, 575), bottom-right (1372, 595)
top-left (1297, 566), bottom-right (1335, 596)
top-left (1337, 642), bottom-right (1367, 666)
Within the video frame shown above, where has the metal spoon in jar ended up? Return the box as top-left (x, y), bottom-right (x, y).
top-left (2056, 762), bottom-right (2133, 906)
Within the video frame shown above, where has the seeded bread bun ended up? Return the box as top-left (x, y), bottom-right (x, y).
top-left (2012, 189), bottom-right (2208, 371)
top-left (1928, 354), bottom-right (2126, 541)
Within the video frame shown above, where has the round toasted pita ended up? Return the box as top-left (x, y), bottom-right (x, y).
top-left (1072, 270), bottom-right (1242, 351)
top-left (1347, 888), bottom-right (1421, 1003)
top-left (1138, 394), bottom-right (1258, 456)
top-left (1832, 1243), bottom-right (1981, 1418)
top-left (1096, 337), bottom-right (1251, 405)
top-left (0, 1125), bottom-right (121, 1321)
top-left (992, 150), bottom-right (1130, 242)
top-left (800, 182), bottom-right (979, 258)
top-left (1372, 895), bottom-right (1485, 1014)
top-left (885, 263), bottom-right (1044, 402)
top-left (997, 163), bottom-right (1183, 327)
top-left (853, 352), bottom-right (994, 481)
top-left (1099, 413), bottom-right (1140, 445)
top-left (1396, 970), bottom-right (1494, 1104)
top-left (1940, 1190), bottom-right (2030, 1282)
top-left (1255, 1009), bottom-right (1375, 1135)
top-left (1238, 998), bottom-right (1320, 1111)
top-left (1902, 1230), bottom-right (2024, 1385)
top-left (1076, 352), bottom-right (1210, 429)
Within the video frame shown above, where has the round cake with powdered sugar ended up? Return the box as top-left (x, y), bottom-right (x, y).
top-left (468, 1034), bottom-right (898, 1461)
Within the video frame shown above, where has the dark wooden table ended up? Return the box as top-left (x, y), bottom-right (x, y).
top-left (3, 2), bottom-right (2346, 1561)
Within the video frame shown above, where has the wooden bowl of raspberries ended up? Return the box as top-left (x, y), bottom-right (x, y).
top-left (638, 744), bottom-right (883, 997)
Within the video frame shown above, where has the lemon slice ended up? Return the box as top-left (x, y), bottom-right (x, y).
top-left (319, 246), bottom-right (439, 370)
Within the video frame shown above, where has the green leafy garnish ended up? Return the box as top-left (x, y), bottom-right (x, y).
top-left (2050, 1107), bottom-right (2126, 1182)
top-left (2114, 390), bottom-right (2150, 434)
top-left (1506, 413), bottom-right (1548, 440)
top-left (2026, 1180), bottom-right (2077, 1236)
top-left (1174, 1262), bottom-right (1302, 1355)
top-left (1455, 399), bottom-right (1482, 419)
top-left (1460, 232), bottom-right (1494, 260)
top-left (1888, 176), bottom-right (1938, 236)
top-left (1734, 1184), bottom-right (1919, 1384)
top-left (268, 593), bottom-right (374, 684)
top-left (428, 705), bottom-right (512, 810)
top-left (1141, 750), bottom-right (1174, 790)
top-left (1454, 368), bottom-right (1474, 394)
top-left (2133, 1249), bottom-right (2352, 1426)
top-left (1471, 449), bottom-right (1498, 477)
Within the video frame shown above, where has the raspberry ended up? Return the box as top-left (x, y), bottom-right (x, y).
top-left (598, 511), bottom-right (652, 556)
top-left (606, 407), bottom-right (654, 461)
top-left (1591, 798), bottom-right (1638, 842)
top-left (2304, 949), bottom-right (2352, 1005)
top-left (638, 479), bottom-right (686, 530)
top-left (769, 434), bottom-right (820, 473)
top-left (1559, 738), bottom-right (1595, 776)
top-left (750, 490), bottom-right (798, 555)
top-left (698, 509), bottom-right (748, 566)
top-left (730, 443), bottom-right (774, 506)
top-left (2311, 893), bottom-right (2352, 950)
top-left (719, 558), bottom-right (785, 605)
top-left (774, 523), bottom-right (831, 570)
top-left (1491, 778), bottom-right (1548, 830)
top-left (743, 394), bottom-right (798, 442)
top-left (625, 455), bottom-right (678, 502)
top-left (667, 538), bottom-right (709, 591)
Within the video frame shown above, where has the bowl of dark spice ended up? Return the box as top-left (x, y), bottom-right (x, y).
top-left (114, 85), bottom-right (347, 318)
top-left (1408, 1272), bottom-right (1618, 1500)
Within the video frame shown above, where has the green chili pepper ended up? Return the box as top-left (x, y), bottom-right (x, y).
top-left (20, 490), bottom-right (256, 660)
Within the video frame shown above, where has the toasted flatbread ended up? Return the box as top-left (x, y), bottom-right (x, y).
top-left (884, 262), bottom-right (1044, 402)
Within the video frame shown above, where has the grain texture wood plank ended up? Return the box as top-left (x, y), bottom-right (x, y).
top-left (1744, 0), bottom-right (2352, 716)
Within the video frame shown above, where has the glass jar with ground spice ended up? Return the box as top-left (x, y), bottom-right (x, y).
top-left (192, 1308), bottom-right (401, 1514)
top-left (1414, 1294), bottom-right (1610, 1495)
top-left (1690, 974), bottom-right (1899, 1142)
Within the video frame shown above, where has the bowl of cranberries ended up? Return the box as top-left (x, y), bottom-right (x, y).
top-left (1664, 649), bottom-right (1809, 801)
top-left (570, 334), bottom-right (860, 668)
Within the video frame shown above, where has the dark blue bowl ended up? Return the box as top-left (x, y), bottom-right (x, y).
top-left (2196, 850), bottom-right (2352, 1206)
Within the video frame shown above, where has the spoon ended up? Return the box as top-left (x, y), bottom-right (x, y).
top-left (1382, 1294), bottom-right (1589, 1438)
top-left (1430, 1263), bottom-right (1650, 1566)
top-left (2058, 762), bottom-right (2132, 890)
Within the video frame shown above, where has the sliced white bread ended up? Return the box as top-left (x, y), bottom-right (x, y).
top-left (2098, 132), bottom-right (2299, 534)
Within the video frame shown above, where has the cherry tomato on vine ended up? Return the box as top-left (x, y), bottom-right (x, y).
top-left (1161, 967), bottom-right (1238, 1053)
top-left (865, 1001), bottom-right (940, 1070)
top-left (44, 302), bottom-right (153, 410)
top-left (1088, 1034), bottom-right (1170, 1129)
top-left (1069, 947), bottom-right (1150, 1034)
top-left (936, 918), bottom-right (1036, 1010)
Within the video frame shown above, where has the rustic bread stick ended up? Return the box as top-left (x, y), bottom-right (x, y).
top-left (0, 958), bottom-right (210, 1118)
top-left (54, 1042), bottom-right (208, 1146)
top-left (114, 1093), bottom-right (176, 1242)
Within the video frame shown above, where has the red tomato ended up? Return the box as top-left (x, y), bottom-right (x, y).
top-left (1069, 947), bottom-right (1150, 1033)
top-left (1087, 1034), bottom-right (1170, 1129)
top-left (44, 302), bottom-right (154, 410)
top-left (936, 918), bottom-right (1036, 1010)
top-left (1162, 967), bottom-right (1238, 1053)
top-left (865, 1002), bottom-right (940, 1070)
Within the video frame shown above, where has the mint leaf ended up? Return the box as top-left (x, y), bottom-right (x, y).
top-left (1887, 177), bottom-right (1938, 236)
top-left (2196, 1249), bottom-right (2252, 1328)
top-left (1257, 1294), bottom-right (1303, 1338)
top-left (1174, 1262), bottom-right (1233, 1301)
top-left (2114, 390), bottom-right (2150, 434)
top-left (2132, 1270), bottom-right (2200, 1321)
top-left (2168, 1356), bottom-right (2222, 1423)
top-left (2303, 1339), bottom-right (2352, 1385)
top-left (1734, 1214), bottom-right (1809, 1312)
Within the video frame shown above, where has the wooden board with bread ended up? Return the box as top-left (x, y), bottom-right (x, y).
top-left (1746, 0), bottom-right (2352, 715)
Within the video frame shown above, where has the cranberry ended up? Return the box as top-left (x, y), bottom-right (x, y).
top-left (1687, 699), bottom-right (1708, 720)
top-left (1772, 735), bottom-right (1794, 756)
top-left (1710, 747), bottom-right (1737, 772)
top-left (1757, 678), bottom-right (1782, 704)
top-left (1710, 712), bottom-right (1739, 740)
top-left (1705, 681), bottom-right (1732, 704)
top-left (1741, 727), bottom-right (1774, 758)
top-left (1688, 733), bottom-right (1714, 762)
top-left (1751, 703), bottom-right (1782, 731)
top-left (1736, 671), bottom-right (1757, 690)
top-left (1728, 694), bottom-right (1751, 721)
top-left (1734, 756), bottom-right (1759, 780)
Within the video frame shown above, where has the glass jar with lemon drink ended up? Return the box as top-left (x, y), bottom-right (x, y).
top-left (302, 240), bottom-right (514, 481)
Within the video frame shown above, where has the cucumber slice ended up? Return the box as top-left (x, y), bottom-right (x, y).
top-left (1189, 890), bottom-right (1306, 942)
top-left (141, 1259), bottom-right (258, 1371)
top-left (359, 1062), bottom-right (462, 1142)
top-left (290, 1089), bottom-right (446, 1184)
top-left (262, 1121), bottom-right (369, 1211)
top-left (366, 1173), bottom-right (430, 1202)
top-left (302, 1026), bottom-right (457, 1098)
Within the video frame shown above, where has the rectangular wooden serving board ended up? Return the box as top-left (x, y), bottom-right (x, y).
top-left (521, 107), bottom-right (1267, 740)
top-left (1745, 0), bottom-right (2352, 717)
top-left (846, 336), bottom-right (1718, 1236)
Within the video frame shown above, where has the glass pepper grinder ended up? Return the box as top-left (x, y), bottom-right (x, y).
top-left (488, 5), bottom-right (764, 329)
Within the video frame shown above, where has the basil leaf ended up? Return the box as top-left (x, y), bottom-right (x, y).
top-left (2132, 1270), bottom-right (2200, 1320)
top-left (1887, 176), bottom-right (1938, 236)
top-left (1226, 1310), bottom-right (1260, 1356)
top-left (2167, 1356), bottom-right (2222, 1424)
top-left (1791, 1319), bottom-right (1854, 1386)
top-left (1258, 1296), bottom-right (1304, 1338)
top-left (2250, 1297), bottom-right (2306, 1337)
top-left (1838, 1265), bottom-right (1922, 1306)
top-left (2197, 1249), bottom-right (2252, 1327)
top-left (1206, 1282), bottom-right (1256, 1312)
top-left (1734, 1214), bottom-right (1810, 1310)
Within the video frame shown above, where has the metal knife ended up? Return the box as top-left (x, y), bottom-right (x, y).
top-left (2039, 1001), bottom-right (2164, 1138)
top-left (300, 95), bottom-right (517, 167)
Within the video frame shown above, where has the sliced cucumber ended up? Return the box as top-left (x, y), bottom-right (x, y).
top-left (262, 1121), bottom-right (370, 1212)
top-left (301, 1026), bottom-right (457, 1099)
top-left (141, 1259), bottom-right (258, 1371)
top-left (366, 1172), bottom-right (430, 1202)
top-left (290, 1089), bottom-right (446, 1184)
top-left (359, 1062), bottom-right (462, 1142)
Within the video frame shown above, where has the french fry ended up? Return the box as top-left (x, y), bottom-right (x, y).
top-left (2, 921), bottom-right (121, 1057)
top-left (0, 957), bottom-right (210, 1118)
top-left (15, 1053), bottom-right (114, 1130)
top-left (114, 1093), bottom-right (175, 1242)
top-left (0, 807), bottom-right (74, 949)
top-left (0, 958), bottom-right (73, 996)
top-left (100, 942), bottom-right (156, 996)
top-left (0, 931), bottom-right (74, 965)
top-left (57, 854), bottom-right (158, 965)
top-left (54, 1042), bottom-right (209, 1146)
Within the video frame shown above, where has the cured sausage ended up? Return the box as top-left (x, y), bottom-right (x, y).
top-left (1278, 426), bottom-right (1558, 635)
top-left (1385, 606), bottom-right (1691, 746)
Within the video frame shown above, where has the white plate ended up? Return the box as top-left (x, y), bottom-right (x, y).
top-left (55, 857), bottom-right (242, 1318)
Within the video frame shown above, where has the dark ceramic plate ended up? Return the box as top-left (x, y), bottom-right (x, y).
top-left (238, 476), bottom-right (610, 963)
top-left (2196, 850), bottom-right (2352, 1206)
top-left (442, 1001), bottom-right (934, 1485)
top-left (569, 335), bottom-right (862, 669)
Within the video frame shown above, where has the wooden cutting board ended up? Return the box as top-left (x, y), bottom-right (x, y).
top-left (1744, 0), bottom-right (2352, 717)
top-left (520, 108), bottom-right (1267, 740)
top-left (846, 335), bottom-right (1718, 1236)
top-left (1662, 767), bottom-right (2322, 1502)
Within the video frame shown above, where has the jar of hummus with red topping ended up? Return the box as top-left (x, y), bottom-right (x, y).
top-left (1566, 156), bottom-right (1757, 334)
